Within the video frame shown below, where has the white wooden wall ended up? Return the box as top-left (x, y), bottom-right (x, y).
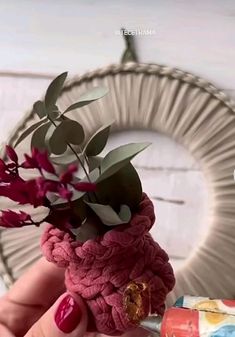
top-left (0, 0), bottom-right (234, 294)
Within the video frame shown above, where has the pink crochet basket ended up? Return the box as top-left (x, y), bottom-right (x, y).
top-left (41, 194), bottom-right (175, 335)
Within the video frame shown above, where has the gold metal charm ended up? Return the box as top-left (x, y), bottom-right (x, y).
top-left (123, 281), bottom-right (151, 324)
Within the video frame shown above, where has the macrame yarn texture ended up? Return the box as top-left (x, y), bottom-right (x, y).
top-left (41, 193), bottom-right (175, 335)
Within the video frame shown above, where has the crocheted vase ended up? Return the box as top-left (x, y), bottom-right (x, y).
top-left (41, 194), bottom-right (175, 335)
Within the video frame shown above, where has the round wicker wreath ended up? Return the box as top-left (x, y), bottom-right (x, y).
top-left (0, 62), bottom-right (235, 306)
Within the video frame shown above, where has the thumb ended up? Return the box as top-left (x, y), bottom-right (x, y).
top-left (25, 292), bottom-right (88, 337)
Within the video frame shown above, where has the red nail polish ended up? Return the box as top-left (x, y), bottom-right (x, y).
top-left (55, 294), bottom-right (82, 333)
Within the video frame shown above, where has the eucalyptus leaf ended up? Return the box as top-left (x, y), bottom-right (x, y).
top-left (33, 100), bottom-right (46, 119)
top-left (52, 189), bottom-right (86, 206)
top-left (49, 140), bottom-right (77, 166)
top-left (51, 195), bottom-right (69, 208)
top-left (71, 190), bottom-right (87, 201)
top-left (47, 105), bottom-right (60, 120)
top-left (51, 153), bottom-right (78, 165)
top-left (84, 124), bottom-right (111, 157)
top-left (99, 142), bottom-right (151, 181)
top-left (88, 156), bottom-right (103, 172)
top-left (45, 72), bottom-right (67, 110)
top-left (95, 163), bottom-right (142, 210)
top-left (118, 205), bottom-right (132, 224)
top-left (42, 171), bottom-right (59, 181)
top-left (63, 87), bottom-right (108, 113)
top-left (72, 219), bottom-right (100, 242)
top-left (85, 202), bottom-right (131, 226)
top-left (82, 168), bottom-right (100, 183)
top-left (15, 118), bottom-right (47, 147)
top-left (46, 192), bottom-right (59, 204)
top-left (75, 168), bottom-right (99, 186)
top-left (70, 227), bottom-right (80, 236)
top-left (46, 119), bottom-right (85, 155)
top-left (45, 121), bottom-right (67, 155)
top-left (62, 119), bottom-right (85, 145)
top-left (31, 122), bottom-right (51, 151)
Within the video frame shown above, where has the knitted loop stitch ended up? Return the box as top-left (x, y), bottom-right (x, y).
top-left (41, 194), bottom-right (175, 335)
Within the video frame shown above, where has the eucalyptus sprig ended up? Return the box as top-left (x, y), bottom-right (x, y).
top-left (14, 72), bottom-right (150, 241)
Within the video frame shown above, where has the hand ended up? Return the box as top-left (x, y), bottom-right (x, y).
top-left (0, 258), bottom-right (149, 337)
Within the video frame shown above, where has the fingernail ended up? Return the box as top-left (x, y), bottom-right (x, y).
top-left (55, 294), bottom-right (82, 333)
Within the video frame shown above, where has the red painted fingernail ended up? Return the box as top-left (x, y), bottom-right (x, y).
top-left (55, 294), bottom-right (82, 333)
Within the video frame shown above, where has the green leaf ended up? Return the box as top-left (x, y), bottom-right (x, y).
top-left (76, 168), bottom-right (99, 184)
top-left (84, 124), bottom-right (112, 157)
top-left (42, 171), bottom-right (59, 181)
top-left (62, 119), bottom-right (85, 145)
top-left (14, 119), bottom-right (47, 147)
top-left (31, 122), bottom-right (51, 151)
top-left (52, 189), bottom-right (86, 206)
top-left (46, 192), bottom-right (58, 204)
top-left (71, 190), bottom-right (87, 200)
top-left (63, 86), bottom-right (108, 113)
top-left (51, 148), bottom-right (84, 166)
top-left (51, 153), bottom-right (78, 165)
top-left (84, 168), bottom-right (100, 183)
top-left (45, 72), bottom-right (68, 109)
top-left (33, 100), bottom-right (47, 119)
top-left (47, 105), bottom-right (60, 120)
top-left (99, 142), bottom-right (151, 181)
top-left (85, 202), bottom-right (131, 226)
top-left (95, 163), bottom-right (142, 210)
top-left (50, 196), bottom-right (65, 206)
top-left (46, 119), bottom-right (85, 155)
top-left (88, 156), bottom-right (103, 172)
top-left (45, 121), bottom-right (67, 155)
top-left (71, 219), bottom-right (100, 242)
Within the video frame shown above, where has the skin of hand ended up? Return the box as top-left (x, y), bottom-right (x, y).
top-left (0, 258), bottom-right (150, 337)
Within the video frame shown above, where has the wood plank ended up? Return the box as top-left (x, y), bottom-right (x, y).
top-left (0, 0), bottom-right (234, 90)
top-left (0, 76), bottom-right (50, 148)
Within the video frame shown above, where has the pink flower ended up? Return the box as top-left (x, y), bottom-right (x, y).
top-left (36, 151), bottom-right (55, 174)
top-left (0, 146), bottom-right (97, 231)
top-left (0, 210), bottom-right (32, 228)
top-left (0, 159), bottom-right (6, 170)
top-left (58, 186), bottom-right (73, 200)
top-left (6, 145), bottom-right (18, 163)
top-left (0, 180), bottom-right (44, 207)
top-left (59, 164), bottom-right (78, 184)
top-left (36, 177), bottom-right (58, 198)
top-left (0, 168), bottom-right (14, 183)
top-left (23, 148), bottom-right (55, 174)
top-left (0, 166), bottom-right (23, 183)
top-left (0, 147), bottom-right (21, 183)
top-left (22, 153), bottom-right (37, 169)
top-left (74, 182), bottom-right (96, 192)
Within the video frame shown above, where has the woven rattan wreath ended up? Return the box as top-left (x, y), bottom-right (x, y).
top-left (0, 62), bottom-right (235, 306)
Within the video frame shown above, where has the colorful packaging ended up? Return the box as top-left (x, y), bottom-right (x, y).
top-left (164, 295), bottom-right (235, 337)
